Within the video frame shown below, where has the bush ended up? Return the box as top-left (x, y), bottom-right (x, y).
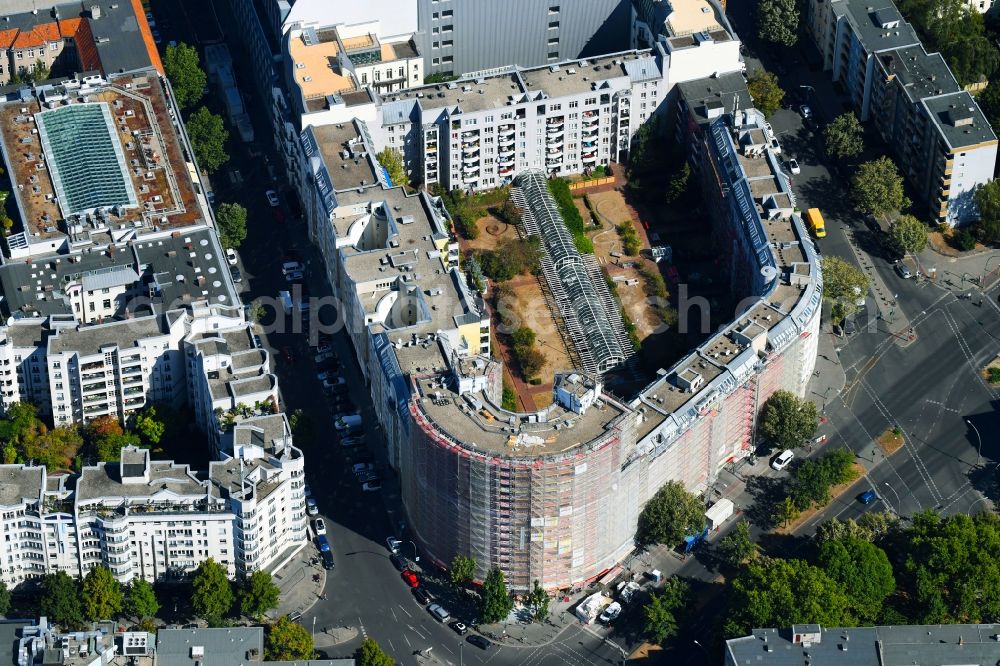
top-left (501, 380), bottom-right (517, 410)
top-left (988, 367), bottom-right (1000, 384)
top-left (512, 327), bottom-right (536, 348)
top-left (617, 220), bottom-right (641, 256)
top-left (952, 228), bottom-right (976, 251)
top-left (476, 236), bottom-right (541, 281)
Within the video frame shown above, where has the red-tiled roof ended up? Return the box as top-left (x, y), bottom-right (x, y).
top-left (69, 19), bottom-right (102, 72)
top-left (129, 0), bottom-right (163, 75)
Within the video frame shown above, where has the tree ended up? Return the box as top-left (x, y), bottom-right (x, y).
top-left (240, 570), bottom-right (281, 620)
top-left (757, 0), bottom-right (799, 45)
top-left (815, 511), bottom-right (899, 545)
top-left (718, 520), bottom-right (757, 566)
top-left (818, 537), bottom-right (895, 622)
top-left (746, 70), bottom-right (785, 117)
top-left (852, 156), bottom-right (910, 216)
top-left (665, 163), bottom-right (691, 204)
top-left (724, 557), bottom-right (852, 637)
top-left (82, 565), bottom-right (123, 621)
top-left (187, 107), bottom-right (230, 174)
top-left (124, 579), bottom-right (159, 620)
top-left (191, 558), bottom-right (234, 624)
top-left (216, 202), bottom-right (248, 249)
top-left (642, 578), bottom-right (688, 643)
top-left (527, 579), bottom-right (550, 622)
top-left (888, 214), bottom-right (928, 254)
top-left (265, 616), bottom-right (315, 661)
top-left (164, 43), bottom-right (207, 109)
top-left (773, 495), bottom-right (800, 528)
top-left (0, 581), bottom-right (11, 616)
top-left (637, 480), bottom-right (705, 547)
top-left (758, 390), bottom-right (818, 450)
top-left (357, 637), bottom-right (394, 666)
top-left (132, 407), bottom-right (166, 447)
top-left (977, 81), bottom-right (1000, 132)
top-left (376, 147), bottom-right (407, 187)
top-left (821, 256), bottom-right (871, 323)
top-left (788, 449), bottom-right (857, 510)
top-left (40, 571), bottom-right (83, 628)
top-left (975, 179), bottom-right (1000, 243)
top-left (823, 113), bottom-right (864, 160)
top-left (449, 554), bottom-right (477, 587)
top-left (479, 567), bottom-right (514, 624)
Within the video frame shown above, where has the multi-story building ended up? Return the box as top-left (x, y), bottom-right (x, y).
top-left (806, 0), bottom-right (997, 225)
top-left (0, 416), bottom-right (305, 586)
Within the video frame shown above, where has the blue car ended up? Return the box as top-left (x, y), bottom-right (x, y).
top-left (858, 490), bottom-right (878, 505)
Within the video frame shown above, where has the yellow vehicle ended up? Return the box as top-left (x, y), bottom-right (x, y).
top-left (805, 208), bottom-right (827, 238)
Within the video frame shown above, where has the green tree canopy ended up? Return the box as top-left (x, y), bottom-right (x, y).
top-left (818, 537), bottom-right (896, 622)
top-left (265, 617), bottom-right (315, 661)
top-left (240, 570), bottom-right (281, 620)
top-left (187, 107), bottom-right (230, 174)
top-left (449, 554), bottom-right (477, 587)
top-left (40, 571), bottom-right (83, 628)
top-left (718, 520), bottom-right (757, 566)
top-left (82, 565), bottom-right (123, 621)
top-left (746, 70), bottom-right (785, 117)
top-left (788, 449), bottom-right (857, 510)
top-left (821, 256), bottom-right (871, 323)
top-left (901, 511), bottom-right (1000, 623)
top-left (479, 567), bottom-right (514, 624)
top-left (724, 557), bottom-right (852, 637)
top-left (357, 637), bottom-right (394, 666)
top-left (815, 511), bottom-right (900, 545)
top-left (124, 579), bottom-right (160, 620)
top-left (216, 202), bottom-right (248, 249)
top-left (757, 0), bottom-right (799, 45)
top-left (164, 43), bottom-right (207, 109)
top-left (977, 81), bottom-right (1000, 132)
top-left (823, 113), bottom-right (864, 160)
top-left (897, 0), bottom-right (999, 86)
top-left (852, 156), bottom-right (910, 216)
top-left (376, 147), bottom-right (407, 187)
top-left (888, 214), bottom-right (928, 254)
top-left (191, 558), bottom-right (234, 624)
top-left (636, 480), bottom-right (705, 547)
top-left (527, 579), bottom-right (550, 622)
top-left (758, 390), bottom-right (818, 450)
top-left (642, 578), bottom-right (689, 644)
top-left (975, 179), bottom-right (1000, 243)
top-left (132, 406), bottom-right (166, 447)
top-left (0, 581), bottom-right (11, 616)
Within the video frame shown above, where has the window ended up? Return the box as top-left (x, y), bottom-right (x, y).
top-left (432, 12), bottom-right (439, 19)
top-left (50, 42), bottom-right (57, 51)
top-left (548, 21), bottom-right (559, 29)
top-left (443, 24), bottom-right (453, 32)
top-left (569, 101), bottom-right (578, 108)
top-left (102, 299), bottom-right (111, 309)
top-left (433, 41), bottom-right (440, 49)
top-left (442, 9), bottom-right (453, 17)
top-left (442, 39), bottom-right (453, 47)
top-left (361, 72), bottom-right (367, 83)
top-left (549, 5), bottom-right (560, 13)
top-left (398, 66), bottom-right (405, 77)
top-left (548, 38), bottom-right (559, 46)
top-left (443, 56), bottom-right (453, 64)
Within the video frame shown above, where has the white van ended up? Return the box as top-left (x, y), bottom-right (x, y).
top-left (282, 261), bottom-right (304, 275)
top-left (771, 449), bottom-right (794, 471)
top-left (427, 603), bottom-right (451, 623)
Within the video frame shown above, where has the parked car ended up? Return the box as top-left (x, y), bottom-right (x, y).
top-left (770, 138), bottom-right (781, 154)
top-left (266, 190), bottom-right (280, 207)
top-left (226, 248), bottom-right (238, 266)
top-left (321, 550), bottom-right (334, 570)
top-left (427, 603), bottom-right (451, 623)
top-left (306, 497), bottom-right (319, 516)
top-left (362, 478), bottom-right (382, 492)
top-left (313, 518), bottom-right (326, 536)
top-left (282, 260), bottom-right (303, 274)
top-left (787, 158), bottom-right (800, 175)
top-left (315, 351), bottom-right (338, 364)
top-left (230, 266), bottom-right (243, 284)
top-left (354, 462), bottom-right (376, 476)
top-left (894, 262), bottom-right (913, 279)
top-left (799, 104), bottom-right (813, 118)
top-left (317, 370), bottom-right (338, 382)
top-left (253, 335), bottom-right (262, 349)
top-left (390, 553), bottom-right (407, 571)
top-left (413, 587), bottom-right (434, 605)
top-left (315, 535), bottom-right (330, 553)
top-left (599, 602), bottom-right (622, 625)
top-left (771, 449), bottom-right (795, 471)
top-left (466, 635), bottom-right (491, 650)
top-left (324, 376), bottom-right (347, 389)
top-left (285, 270), bottom-right (304, 282)
top-left (858, 489), bottom-right (878, 505)
top-left (386, 537), bottom-right (402, 553)
top-left (401, 569), bottom-right (420, 588)
top-left (449, 621), bottom-right (468, 635)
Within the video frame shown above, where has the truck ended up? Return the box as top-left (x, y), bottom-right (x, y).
top-left (279, 289), bottom-right (309, 317)
top-left (805, 208), bottom-right (827, 238)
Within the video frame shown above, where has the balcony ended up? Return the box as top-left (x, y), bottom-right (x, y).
top-left (462, 143), bottom-right (480, 155)
top-left (461, 140), bottom-right (480, 150)
top-left (462, 173), bottom-right (480, 185)
top-left (546, 126), bottom-right (564, 136)
top-left (498, 165), bottom-right (514, 175)
top-left (497, 154), bottom-right (514, 166)
top-left (82, 382), bottom-right (106, 394)
top-left (582, 153), bottom-right (598, 163)
top-left (546, 117), bottom-right (564, 126)
top-left (545, 157), bottom-right (563, 167)
top-left (498, 135), bottom-right (515, 147)
top-left (463, 155), bottom-right (480, 167)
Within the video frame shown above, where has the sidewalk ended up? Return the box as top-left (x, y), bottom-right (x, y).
top-left (806, 325), bottom-right (847, 412)
top-left (268, 546), bottom-right (326, 621)
top-left (916, 243), bottom-right (1000, 293)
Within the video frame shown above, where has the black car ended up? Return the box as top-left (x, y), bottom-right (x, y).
top-left (466, 635), bottom-right (491, 650)
top-left (230, 266), bottom-right (242, 284)
top-left (321, 550), bottom-right (334, 570)
top-left (449, 620), bottom-right (468, 635)
top-left (413, 587), bottom-right (434, 605)
top-left (390, 552), bottom-right (407, 571)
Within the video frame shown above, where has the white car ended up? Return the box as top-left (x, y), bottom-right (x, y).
top-left (266, 190), bottom-right (280, 207)
top-left (771, 449), bottom-right (795, 471)
top-left (285, 270), bottom-right (304, 282)
top-left (306, 497), bottom-right (319, 516)
top-left (800, 104), bottom-right (813, 119)
top-left (599, 602), bottom-right (622, 625)
top-left (386, 536), bottom-right (402, 553)
top-left (362, 478), bottom-right (382, 492)
top-left (787, 158), bottom-right (800, 175)
top-left (226, 248), bottom-right (238, 266)
top-left (282, 261), bottom-right (304, 274)
top-left (313, 518), bottom-right (326, 536)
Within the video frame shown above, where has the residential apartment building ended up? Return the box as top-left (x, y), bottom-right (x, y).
top-left (806, 0), bottom-right (998, 225)
top-left (0, 420), bottom-right (306, 586)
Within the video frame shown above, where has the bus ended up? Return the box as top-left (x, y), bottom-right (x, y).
top-left (805, 208), bottom-right (827, 238)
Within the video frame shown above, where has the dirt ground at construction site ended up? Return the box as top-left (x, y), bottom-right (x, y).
top-left (463, 213), bottom-right (518, 252)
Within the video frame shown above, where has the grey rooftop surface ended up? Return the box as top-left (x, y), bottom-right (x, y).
top-left (0, 466), bottom-right (43, 507)
top-left (76, 458), bottom-right (208, 503)
top-left (412, 374), bottom-right (628, 458)
top-left (676, 72), bottom-right (752, 126)
top-left (923, 91), bottom-right (998, 149)
top-left (306, 122), bottom-right (382, 191)
top-left (47, 315), bottom-right (167, 356)
top-left (727, 624), bottom-right (1000, 666)
top-left (877, 45), bottom-right (959, 103)
top-left (156, 628), bottom-right (264, 666)
top-left (834, 0), bottom-right (920, 52)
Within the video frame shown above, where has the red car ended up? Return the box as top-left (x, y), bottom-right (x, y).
top-left (401, 569), bottom-right (419, 588)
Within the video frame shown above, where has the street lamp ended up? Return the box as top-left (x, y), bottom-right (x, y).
top-left (408, 540), bottom-right (420, 563)
top-left (883, 482), bottom-right (901, 517)
top-left (966, 419), bottom-right (983, 467)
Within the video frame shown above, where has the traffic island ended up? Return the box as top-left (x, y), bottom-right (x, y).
top-left (876, 428), bottom-right (905, 456)
top-left (981, 355), bottom-right (1000, 385)
top-left (772, 463), bottom-right (865, 535)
